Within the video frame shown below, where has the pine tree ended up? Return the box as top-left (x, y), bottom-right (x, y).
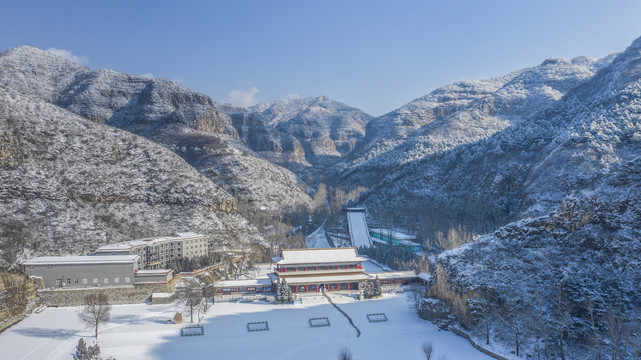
top-left (366, 280), bottom-right (375, 299)
top-left (73, 339), bottom-right (101, 360)
top-left (73, 338), bottom-right (89, 360)
top-left (282, 279), bottom-right (293, 302)
top-left (87, 343), bottom-right (100, 359)
top-left (374, 276), bottom-right (382, 297)
top-left (275, 278), bottom-right (283, 303)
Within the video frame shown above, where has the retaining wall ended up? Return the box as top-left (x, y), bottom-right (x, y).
top-left (449, 327), bottom-right (509, 360)
top-left (37, 279), bottom-right (179, 307)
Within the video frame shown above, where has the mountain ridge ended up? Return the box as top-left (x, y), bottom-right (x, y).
top-left (0, 46), bottom-right (314, 213)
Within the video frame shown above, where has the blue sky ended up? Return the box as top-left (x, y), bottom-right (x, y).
top-left (2, 1), bottom-right (641, 116)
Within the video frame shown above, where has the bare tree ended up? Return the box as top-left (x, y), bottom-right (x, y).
top-left (78, 293), bottom-right (112, 340)
top-left (185, 284), bottom-right (203, 323)
top-left (629, 315), bottom-right (641, 360)
top-left (422, 341), bottom-right (434, 360)
top-left (496, 308), bottom-right (524, 358)
top-left (337, 346), bottom-right (353, 360)
top-left (583, 297), bottom-right (603, 360)
top-left (407, 283), bottom-right (423, 310)
top-left (604, 306), bottom-right (625, 360)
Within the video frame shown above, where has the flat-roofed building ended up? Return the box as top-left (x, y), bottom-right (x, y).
top-left (95, 232), bottom-right (208, 269)
top-left (23, 255), bottom-right (139, 288)
top-left (133, 269), bottom-right (174, 285)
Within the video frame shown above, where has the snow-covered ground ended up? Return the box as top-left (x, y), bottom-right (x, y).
top-left (346, 210), bottom-right (373, 248)
top-left (1, 293), bottom-right (493, 360)
top-left (237, 263), bottom-right (276, 280)
top-left (306, 225), bottom-right (330, 248)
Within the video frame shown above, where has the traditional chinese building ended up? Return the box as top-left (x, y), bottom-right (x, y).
top-left (272, 247), bottom-right (371, 294)
top-left (214, 247), bottom-right (420, 297)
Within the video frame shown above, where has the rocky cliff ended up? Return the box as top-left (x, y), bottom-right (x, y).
top-left (220, 96), bottom-right (373, 181)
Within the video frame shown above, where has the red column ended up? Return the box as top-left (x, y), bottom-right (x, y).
top-left (305, 285), bottom-right (308, 293)
top-left (347, 283), bottom-right (350, 291)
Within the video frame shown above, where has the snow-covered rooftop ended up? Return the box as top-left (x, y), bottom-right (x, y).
top-left (276, 248), bottom-right (367, 265)
top-left (417, 272), bottom-right (431, 282)
top-left (215, 278), bottom-right (273, 288)
top-left (24, 255), bottom-right (139, 266)
top-left (368, 271), bottom-right (416, 280)
top-left (97, 233), bottom-right (206, 251)
top-left (135, 269), bottom-right (172, 275)
top-left (151, 292), bottom-right (174, 298)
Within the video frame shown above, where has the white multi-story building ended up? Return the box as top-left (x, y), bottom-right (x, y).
top-left (95, 232), bottom-right (208, 269)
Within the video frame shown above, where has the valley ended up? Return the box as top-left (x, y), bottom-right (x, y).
top-left (1, 32), bottom-right (641, 359)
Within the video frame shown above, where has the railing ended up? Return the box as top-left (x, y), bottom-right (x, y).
top-left (276, 268), bottom-right (364, 276)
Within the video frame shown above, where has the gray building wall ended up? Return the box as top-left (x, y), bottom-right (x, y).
top-left (134, 271), bottom-right (173, 284)
top-left (95, 234), bottom-right (209, 269)
top-left (25, 261), bottom-right (138, 288)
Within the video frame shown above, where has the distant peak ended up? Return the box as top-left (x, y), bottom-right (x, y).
top-left (629, 34), bottom-right (641, 51)
top-left (2, 45), bottom-right (46, 57)
top-left (1, 45), bottom-right (88, 68)
top-left (540, 58), bottom-right (571, 66)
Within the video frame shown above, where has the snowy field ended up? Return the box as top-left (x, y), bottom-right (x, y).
top-left (1, 294), bottom-right (493, 360)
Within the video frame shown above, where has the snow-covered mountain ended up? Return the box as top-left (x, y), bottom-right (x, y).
top-left (220, 96), bottom-right (372, 178)
top-left (0, 86), bottom-right (262, 267)
top-left (0, 46), bottom-right (313, 213)
top-left (331, 55), bottom-right (615, 189)
top-left (416, 37), bottom-right (641, 358)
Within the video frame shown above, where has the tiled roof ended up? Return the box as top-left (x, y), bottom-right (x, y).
top-left (276, 247), bottom-right (367, 265)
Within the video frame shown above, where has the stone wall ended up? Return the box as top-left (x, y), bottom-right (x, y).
top-left (37, 286), bottom-right (150, 306)
top-left (36, 278), bottom-right (179, 307)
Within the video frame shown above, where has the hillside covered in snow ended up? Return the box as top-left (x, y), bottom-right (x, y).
top-left (418, 36), bottom-right (641, 359)
top-left (328, 52), bottom-right (618, 242)
top-left (0, 86), bottom-right (262, 267)
top-left (0, 46), bottom-right (313, 213)
top-left (220, 95), bottom-right (372, 180)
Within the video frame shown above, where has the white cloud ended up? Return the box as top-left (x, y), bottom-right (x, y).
top-left (139, 73), bottom-right (155, 79)
top-left (226, 86), bottom-right (260, 107)
top-left (46, 48), bottom-right (89, 66)
top-left (285, 93), bottom-right (300, 99)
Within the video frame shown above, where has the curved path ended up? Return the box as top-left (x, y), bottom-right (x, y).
top-left (322, 292), bottom-right (361, 337)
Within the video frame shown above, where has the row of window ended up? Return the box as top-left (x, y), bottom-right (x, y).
top-left (56, 277), bottom-right (131, 286)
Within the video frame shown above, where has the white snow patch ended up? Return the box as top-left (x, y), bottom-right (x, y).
top-left (0, 294), bottom-right (495, 360)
